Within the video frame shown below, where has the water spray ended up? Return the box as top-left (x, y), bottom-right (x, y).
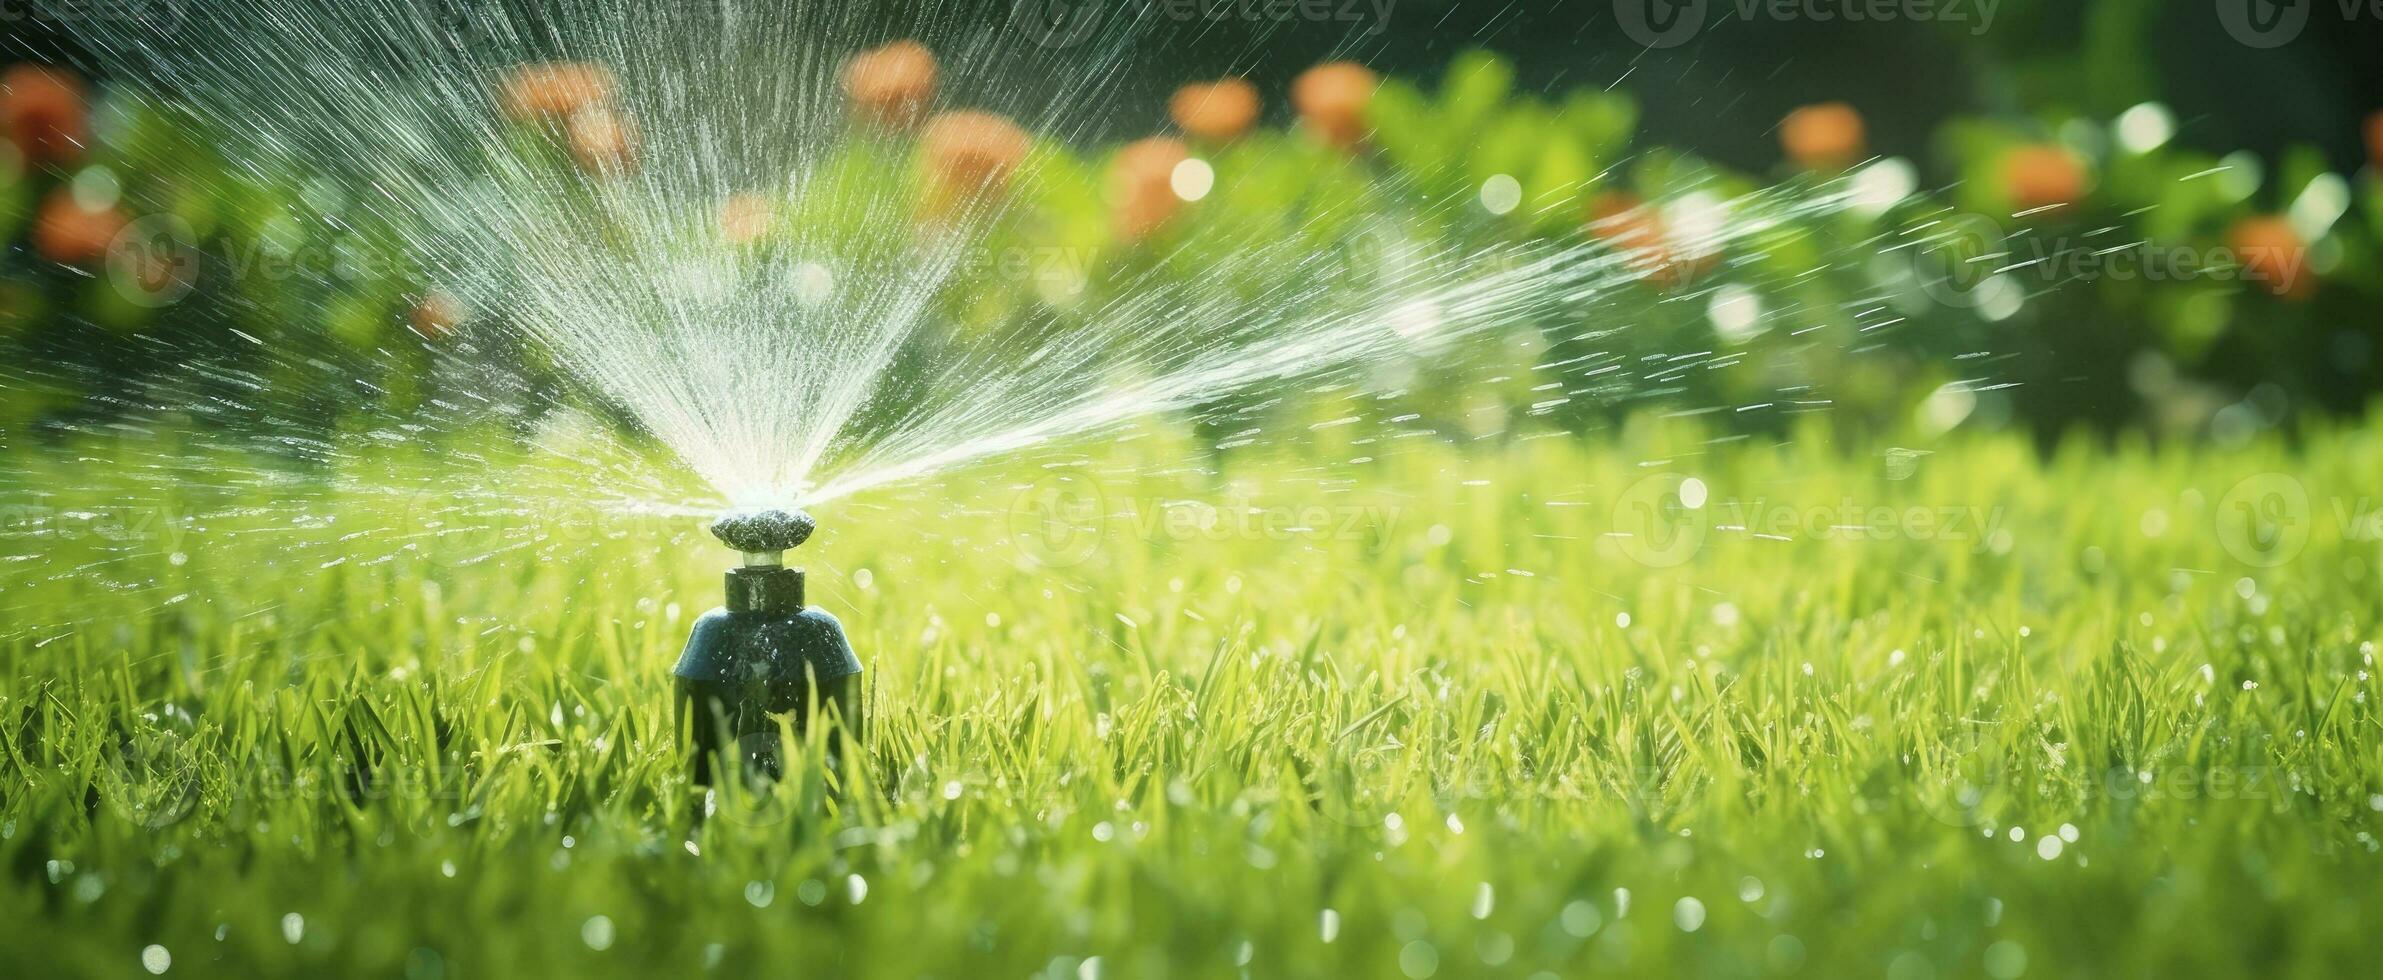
top-left (674, 508), bottom-right (863, 783)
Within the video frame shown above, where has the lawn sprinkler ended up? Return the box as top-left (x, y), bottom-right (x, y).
top-left (675, 508), bottom-right (863, 784)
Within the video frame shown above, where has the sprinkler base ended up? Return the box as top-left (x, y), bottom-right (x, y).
top-left (674, 564), bottom-right (863, 784)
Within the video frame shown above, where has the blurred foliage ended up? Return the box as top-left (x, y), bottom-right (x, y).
top-left (3, 44), bottom-right (2380, 448)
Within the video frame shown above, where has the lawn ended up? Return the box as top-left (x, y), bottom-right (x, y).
top-left (3, 415), bottom-right (2381, 978)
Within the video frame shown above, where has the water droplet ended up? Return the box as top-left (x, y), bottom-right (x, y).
top-left (1560, 900), bottom-right (1601, 937)
top-left (1398, 940), bottom-right (1440, 978)
top-left (1673, 896), bottom-right (1706, 932)
top-left (1983, 940), bottom-right (2028, 979)
top-left (2114, 103), bottom-right (2174, 153)
top-left (580, 916), bottom-right (614, 951)
top-left (1706, 286), bottom-right (1764, 343)
top-left (1171, 158), bottom-right (1215, 202)
top-left (1478, 175), bottom-right (1522, 216)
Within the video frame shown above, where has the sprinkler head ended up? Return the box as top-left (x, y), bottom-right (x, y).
top-left (674, 505), bottom-right (862, 788)
top-left (710, 507), bottom-right (816, 566)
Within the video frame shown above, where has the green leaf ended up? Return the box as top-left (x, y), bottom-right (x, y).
top-left (1439, 50), bottom-right (1514, 134)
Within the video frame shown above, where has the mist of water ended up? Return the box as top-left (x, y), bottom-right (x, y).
top-left (0, 1), bottom-right (1936, 640)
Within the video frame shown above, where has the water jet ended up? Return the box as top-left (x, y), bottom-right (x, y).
top-left (675, 507), bottom-right (862, 783)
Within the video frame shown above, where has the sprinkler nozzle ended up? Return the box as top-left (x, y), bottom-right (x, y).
top-left (710, 507), bottom-right (815, 566)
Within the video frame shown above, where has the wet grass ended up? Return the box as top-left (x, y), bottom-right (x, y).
top-left (4, 416), bottom-right (2382, 978)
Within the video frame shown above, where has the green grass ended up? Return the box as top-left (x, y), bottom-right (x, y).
top-left (5, 415), bottom-right (2383, 978)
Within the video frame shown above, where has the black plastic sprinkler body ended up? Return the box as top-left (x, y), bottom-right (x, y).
top-left (675, 508), bottom-right (863, 784)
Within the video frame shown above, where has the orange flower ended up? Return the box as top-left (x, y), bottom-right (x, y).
top-left (1110, 137), bottom-right (1189, 242)
top-left (920, 110), bottom-right (1032, 201)
top-left (1170, 78), bottom-right (1260, 143)
top-left (32, 190), bottom-right (125, 266)
top-left (2366, 110), bottom-right (2383, 172)
top-left (3, 64), bottom-right (89, 167)
top-left (1586, 192), bottom-right (1706, 289)
top-left (498, 62), bottom-right (616, 122)
top-left (410, 291), bottom-right (468, 341)
top-left (720, 193), bottom-right (775, 244)
top-left (2000, 144), bottom-right (2087, 212)
top-left (844, 40), bottom-right (939, 129)
top-left (2228, 216), bottom-right (2313, 301)
top-left (1291, 62), bottom-right (1377, 150)
top-left (1779, 102), bottom-right (1865, 171)
top-left (565, 106), bottom-right (638, 176)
